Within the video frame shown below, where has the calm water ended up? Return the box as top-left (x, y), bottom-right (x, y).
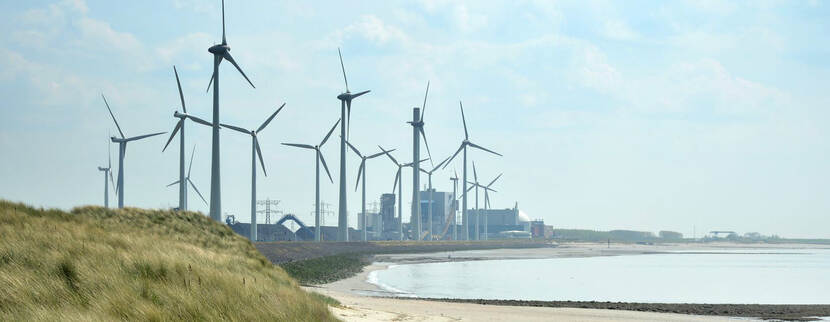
top-left (368, 248), bottom-right (830, 304)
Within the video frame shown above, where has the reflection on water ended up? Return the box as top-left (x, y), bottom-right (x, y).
top-left (369, 248), bottom-right (830, 304)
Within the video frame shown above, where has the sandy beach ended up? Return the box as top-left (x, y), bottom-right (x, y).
top-left (308, 242), bottom-right (830, 321)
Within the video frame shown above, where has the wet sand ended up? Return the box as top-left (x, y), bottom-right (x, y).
top-left (309, 242), bottom-right (830, 321)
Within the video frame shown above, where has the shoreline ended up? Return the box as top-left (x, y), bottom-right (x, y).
top-left (310, 242), bottom-right (830, 321)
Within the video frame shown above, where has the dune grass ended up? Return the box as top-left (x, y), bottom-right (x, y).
top-left (0, 200), bottom-right (336, 321)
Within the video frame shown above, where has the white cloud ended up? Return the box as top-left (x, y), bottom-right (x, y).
top-left (453, 5), bottom-right (487, 32)
top-left (601, 19), bottom-right (639, 41)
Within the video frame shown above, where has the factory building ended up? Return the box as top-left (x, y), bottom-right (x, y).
top-left (474, 203), bottom-right (533, 240)
top-left (418, 188), bottom-right (454, 239)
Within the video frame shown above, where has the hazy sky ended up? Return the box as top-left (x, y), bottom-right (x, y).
top-left (1, 0), bottom-right (829, 238)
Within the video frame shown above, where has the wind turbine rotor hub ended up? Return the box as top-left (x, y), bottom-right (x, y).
top-left (208, 44), bottom-right (229, 55)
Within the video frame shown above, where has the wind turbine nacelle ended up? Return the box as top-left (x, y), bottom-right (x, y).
top-left (336, 93), bottom-right (351, 100)
top-left (208, 44), bottom-right (229, 55)
top-left (110, 137), bottom-right (124, 143)
top-left (173, 111), bottom-right (186, 118)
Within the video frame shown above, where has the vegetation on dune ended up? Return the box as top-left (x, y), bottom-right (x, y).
top-left (0, 200), bottom-right (336, 321)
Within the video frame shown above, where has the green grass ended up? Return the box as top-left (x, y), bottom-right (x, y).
top-left (280, 254), bottom-right (368, 285)
top-left (0, 200), bottom-right (336, 321)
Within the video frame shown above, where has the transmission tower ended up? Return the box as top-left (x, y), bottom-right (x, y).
top-left (256, 198), bottom-right (281, 225)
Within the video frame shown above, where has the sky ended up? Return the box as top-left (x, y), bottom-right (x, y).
top-left (1, 0), bottom-right (829, 238)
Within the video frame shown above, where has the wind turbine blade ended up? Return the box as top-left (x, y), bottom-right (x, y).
top-left (459, 101), bottom-right (469, 140)
top-left (282, 143), bottom-right (315, 150)
top-left (257, 102), bottom-right (285, 133)
top-left (187, 144), bottom-right (196, 178)
top-left (320, 119), bottom-right (340, 147)
top-left (393, 168), bottom-right (401, 193)
top-left (162, 120), bottom-right (183, 152)
top-left (219, 123), bottom-right (249, 135)
top-left (454, 169), bottom-right (459, 180)
top-left (419, 168), bottom-right (429, 175)
top-left (467, 141), bottom-right (502, 157)
top-left (102, 94), bottom-right (125, 139)
top-left (221, 51), bottom-right (255, 89)
top-left (367, 149), bottom-right (392, 159)
top-left (402, 158), bottom-right (429, 167)
top-left (109, 171), bottom-right (116, 191)
top-left (346, 100), bottom-right (351, 140)
top-left (487, 173), bottom-right (502, 187)
top-left (351, 90), bottom-right (370, 99)
top-left (346, 140), bottom-right (362, 158)
top-left (206, 72), bottom-right (215, 93)
top-left (421, 81), bottom-right (429, 121)
top-left (318, 150), bottom-right (333, 183)
top-left (472, 161), bottom-right (478, 183)
top-left (420, 127), bottom-right (433, 167)
top-left (443, 143), bottom-right (465, 169)
top-left (185, 114), bottom-right (213, 127)
top-left (379, 146), bottom-right (399, 165)
top-left (188, 178), bottom-right (208, 205)
top-left (221, 0), bottom-right (226, 45)
top-left (125, 132), bottom-right (166, 142)
top-left (355, 160), bottom-right (364, 192)
top-left (255, 137), bottom-right (267, 176)
top-left (338, 47), bottom-right (349, 92)
top-left (174, 65), bottom-right (186, 113)
top-left (167, 180), bottom-right (181, 187)
top-left (433, 154), bottom-right (451, 172)
top-left (108, 138), bottom-right (112, 169)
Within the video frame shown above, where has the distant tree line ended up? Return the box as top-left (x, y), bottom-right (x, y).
top-left (552, 229), bottom-right (683, 242)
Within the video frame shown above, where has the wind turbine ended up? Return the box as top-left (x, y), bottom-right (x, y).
top-left (348, 141), bottom-right (395, 241)
top-left (408, 81), bottom-right (433, 243)
top-left (381, 145), bottom-right (428, 240)
top-left (481, 173), bottom-right (502, 240)
top-left (166, 145), bottom-right (208, 210)
top-left (335, 48), bottom-right (370, 241)
top-left (443, 101), bottom-right (501, 240)
top-left (466, 163), bottom-right (501, 240)
top-left (449, 170), bottom-right (459, 240)
top-left (97, 140), bottom-right (116, 208)
top-left (206, 0), bottom-right (256, 222)
top-left (220, 103), bottom-right (285, 241)
top-left (103, 94), bottom-right (166, 209)
top-left (419, 155), bottom-right (450, 241)
top-left (162, 66), bottom-right (212, 212)
top-left (282, 119), bottom-right (340, 242)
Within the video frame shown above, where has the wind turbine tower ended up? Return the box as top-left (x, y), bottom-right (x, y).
top-left (206, 0), bottom-right (256, 222)
top-left (335, 49), bottom-right (370, 241)
top-left (221, 104), bottom-right (285, 241)
top-left (165, 145), bottom-right (208, 209)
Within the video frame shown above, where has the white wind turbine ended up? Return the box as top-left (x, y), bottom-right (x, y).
top-left (381, 145), bottom-right (428, 241)
top-left (443, 101), bottom-right (501, 240)
top-left (466, 163), bottom-right (501, 240)
top-left (220, 103), bottom-right (285, 241)
top-left (97, 139), bottom-right (116, 208)
top-left (103, 94), bottom-right (166, 209)
top-left (347, 141), bottom-right (395, 241)
top-left (282, 119), bottom-right (340, 242)
top-left (162, 66), bottom-right (212, 211)
top-left (419, 155), bottom-right (451, 241)
top-left (408, 81), bottom-right (433, 242)
top-left (205, 0), bottom-right (257, 222)
top-left (335, 48), bottom-right (371, 242)
top-left (165, 145), bottom-right (208, 210)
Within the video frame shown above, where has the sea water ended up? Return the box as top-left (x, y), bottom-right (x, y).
top-left (368, 248), bottom-right (830, 304)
